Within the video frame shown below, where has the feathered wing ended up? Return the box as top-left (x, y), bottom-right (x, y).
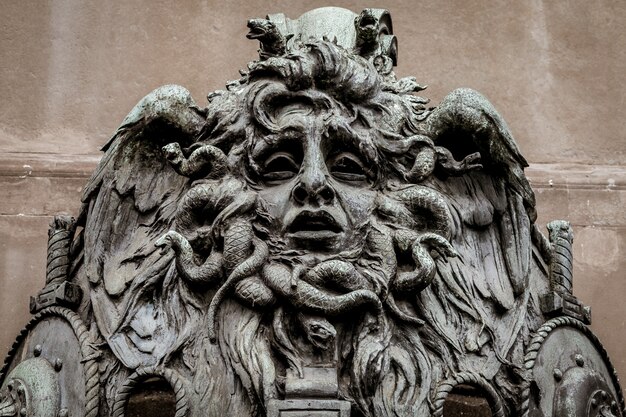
top-left (76, 85), bottom-right (206, 368)
top-left (417, 88), bottom-right (539, 376)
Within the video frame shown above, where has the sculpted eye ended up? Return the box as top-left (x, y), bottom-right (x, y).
top-left (329, 152), bottom-right (368, 182)
top-left (262, 152), bottom-right (300, 182)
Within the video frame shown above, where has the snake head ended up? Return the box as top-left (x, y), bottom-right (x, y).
top-left (458, 152), bottom-right (483, 171)
top-left (155, 232), bottom-right (175, 255)
top-left (162, 142), bottom-right (184, 166)
top-left (298, 313), bottom-right (337, 351)
top-left (416, 232), bottom-right (458, 261)
top-left (355, 9), bottom-right (380, 46)
top-left (246, 19), bottom-right (277, 40)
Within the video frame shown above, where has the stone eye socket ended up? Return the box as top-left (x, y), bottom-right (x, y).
top-left (262, 152), bottom-right (300, 182)
top-left (329, 152), bottom-right (368, 182)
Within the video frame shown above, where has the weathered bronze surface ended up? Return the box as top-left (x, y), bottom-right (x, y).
top-left (0, 6), bottom-right (623, 417)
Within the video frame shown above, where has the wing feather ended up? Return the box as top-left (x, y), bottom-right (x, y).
top-left (75, 85), bottom-right (206, 365)
top-left (419, 88), bottom-right (537, 365)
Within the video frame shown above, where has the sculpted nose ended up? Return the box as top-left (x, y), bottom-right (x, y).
top-left (292, 171), bottom-right (335, 206)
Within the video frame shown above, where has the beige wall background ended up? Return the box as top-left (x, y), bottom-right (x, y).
top-left (1, 0), bottom-right (625, 390)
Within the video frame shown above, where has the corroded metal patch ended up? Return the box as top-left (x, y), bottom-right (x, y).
top-left (0, 308), bottom-right (99, 417)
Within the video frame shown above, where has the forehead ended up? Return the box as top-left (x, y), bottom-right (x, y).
top-left (269, 101), bottom-right (328, 131)
top-left (252, 104), bottom-right (360, 152)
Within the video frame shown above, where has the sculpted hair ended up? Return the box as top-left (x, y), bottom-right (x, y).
top-left (198, 40), bottom-right (432, 186)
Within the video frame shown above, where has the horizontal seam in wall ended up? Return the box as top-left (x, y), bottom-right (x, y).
top-left (0, 174), bottom-right (93, 179)
top-left (0, 214), bottom-right (55, 219)
top-left (1, 215), bottom-right (624, 230)
top-left (0, 153), bottom-right (625, 187)
top-left (0, 153), bottom-right (101, 178)
top-left (532, 185), bottom-right (626, 191)
top-left (567, 224), bottom-right (626, 230)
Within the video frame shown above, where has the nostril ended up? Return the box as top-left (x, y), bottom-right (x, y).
top-left (293, 185), bottom-right (308, 204)
top-left (318, 185), bottom-right (334, 203)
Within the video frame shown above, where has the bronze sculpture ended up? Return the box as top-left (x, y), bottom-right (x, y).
top-left (0, 7), bottom-right (622, 417)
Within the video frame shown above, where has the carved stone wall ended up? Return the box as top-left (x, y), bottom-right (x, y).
top-left (1, 0), bottom-right (625, 399)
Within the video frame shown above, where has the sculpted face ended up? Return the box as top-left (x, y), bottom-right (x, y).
top-left (252, 104), bottom-right (378, 257)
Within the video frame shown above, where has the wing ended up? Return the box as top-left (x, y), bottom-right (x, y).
top-left (416, 88), bottom-right (539, 373)
top-left (75, 85), bottom-right (206, 366)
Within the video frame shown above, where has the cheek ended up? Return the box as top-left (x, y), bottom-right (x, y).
top-left (257, 182), bottom-right (294, 222)
top-left (333, 182), bottom-right (377, 225)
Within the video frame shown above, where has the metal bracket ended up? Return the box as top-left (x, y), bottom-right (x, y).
top-left (541, 290), bottom-right (592, 324)
top-left (267, 399), bottom-right (351, 417)
top-left (29, 282), bottom-right (81, 314)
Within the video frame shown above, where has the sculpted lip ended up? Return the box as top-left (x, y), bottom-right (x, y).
top-left (286, 210), bottom-right (343, 239)
top-left (246, 29), bottom-right (263, 40)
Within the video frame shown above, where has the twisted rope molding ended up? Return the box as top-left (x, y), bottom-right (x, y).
top-left (112, 365), bottom-right (189, 417)
top-left (0, 306), bottom-right (100, 417)
top-left (519, 316), bottom-right (625, 417)
top-left (431, 371), bottom-right (505, 417)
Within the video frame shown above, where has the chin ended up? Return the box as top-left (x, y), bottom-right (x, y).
top-left (287, 231), bottom-right (344, 252)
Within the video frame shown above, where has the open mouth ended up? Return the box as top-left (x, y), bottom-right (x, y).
top-left (246, 30), bottom-right (264, 40)
top-left (358, 15), bottom-right (378, 33)
top-left (360, 16), bottom-right (377, 28)
top-left (246, 20), bottom-right (267, 40)
top-left (286, 210), bottom-right (343, 240)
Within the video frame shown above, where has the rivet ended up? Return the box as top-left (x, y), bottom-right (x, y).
top-left (20, 407), bottom-right (26, 416)
top-left (553, 368), bottom-right (562, 381)
top-left (601, 391), bottom-right (608, 400)
top-left (33, 345), bottom-right (42, 357)
top-left (575, 354), bottom-right (584, 367)
top-left (591, 399), bottom-right (598, 408)
top-left (54, 358), bottom-right (63, 372)
top-left (58, 408), bottom-right (68, 417)
top-left (17, 385), bottom-right (25, 395)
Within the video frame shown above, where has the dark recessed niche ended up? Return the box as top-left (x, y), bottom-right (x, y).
top-left (125, 378), bottom-right (176, 417)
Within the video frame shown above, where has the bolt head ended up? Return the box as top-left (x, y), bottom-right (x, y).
top-left (575, 354), bottom-right (584, 367)
top-left (553, 368), bottom-right (563, 381)
top-left (33, 345), bottom-right (42, 357)
top-left (20, 407), bottom-right (27, 416)
top-left (54, 358), bottom-right (63, 372)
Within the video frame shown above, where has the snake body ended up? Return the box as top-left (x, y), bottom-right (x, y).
top-left (155, 231), bottom-right (223, 285)
top-left (207, 237), bottom-right (269, 342)
top-left (302, 260), bottom-right (375, 293)
top-left (162, 142), bottom-right (228, 179)
top-left (392, 231), bottom-right (456, 293)
top-left (262, 263), bottom-right (382, 316)
top-left (374, 185), bottom-right (457, 298)
top-left (159, 143), bottom-right (276, 341)
top-left (158, 142), bottom-right (458, 340)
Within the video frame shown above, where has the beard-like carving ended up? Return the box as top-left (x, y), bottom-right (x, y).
top-left (155, 169), bottom-right (456, 416)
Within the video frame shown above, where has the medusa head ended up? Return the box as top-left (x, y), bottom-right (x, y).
top-left (154, 40), bottom-right (467, 341)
